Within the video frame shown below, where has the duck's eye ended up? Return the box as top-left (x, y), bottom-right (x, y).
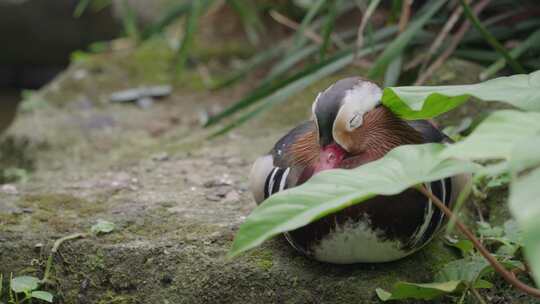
top-left (348, 113), bottom-right (363, 129)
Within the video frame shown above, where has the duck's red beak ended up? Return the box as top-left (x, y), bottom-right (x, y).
top-left (313, 143), bottom-right (346, 174)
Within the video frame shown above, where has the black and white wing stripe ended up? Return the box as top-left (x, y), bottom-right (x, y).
top-left (407, 177), bottom-right (453, 249)
top-left (263, 167), bottom-right (291, 199)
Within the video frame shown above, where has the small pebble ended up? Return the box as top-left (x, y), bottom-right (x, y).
top-left (151, 152), bottom-right (170, 162)
top-left (0, 184), bottom-right (18, 194)
top-left (136, 97), bottom-right (154, 109)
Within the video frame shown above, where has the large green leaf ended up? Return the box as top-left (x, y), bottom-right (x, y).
top-left (229, 144), bottom-right (479, 257)
top-left (508, 134), bottom-right (540, 172)
top-left (509, 167), bottom-right (540, 286)
top-left (383, 71), bottom-right (540, 119)
top-left (441, 110), bottom-right (540, 160)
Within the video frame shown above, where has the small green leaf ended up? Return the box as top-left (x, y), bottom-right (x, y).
top-left (376, 281), bottom-right (463, 301)
top-left (383, 88), bottom-right (470, 120)
top-left (486, 173), bottom-right (511, 188)
top-left (31, 291), bottom-right (53, 303)
top-left (383, 71), bottom-right (540, 120)
top-left (445, 239), bottom-right (474, 257)
top-left (503, 220), bottom-right (523, 246)
top-left (229, 144), bottom-right (479, 257)
top-left (11, 276), bottom-right (39, 293)
top-left (91, 219), bottom-right (115, 234)
top-left (477, 222), bottom-right (504, 238)
top-left (435, 256), bottom-right (490, 284)
top-left (474, 279), bottom-right (494, 289)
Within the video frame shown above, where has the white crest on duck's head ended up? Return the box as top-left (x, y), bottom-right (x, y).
top-left (332, 80), bottom-right (382, 151)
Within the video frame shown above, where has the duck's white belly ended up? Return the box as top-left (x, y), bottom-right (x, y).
top-left (310, 219), bottom-right (413, 264)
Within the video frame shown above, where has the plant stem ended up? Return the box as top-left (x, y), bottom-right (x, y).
top-left (41, 233), bottom-right (87, 285)
top-left (470, 286), bottom-right (488, 304)
top-left (459, 0), bottom-right (525, 74)
top-left (416, 185), bottom-right (540, 298)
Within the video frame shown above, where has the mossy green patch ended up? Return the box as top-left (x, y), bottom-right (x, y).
top-left (97, 291), bottom-right (135, 304)
top-left (18, 193), bottom-right (105, 215)
top-left (248, 248), bottom-right (274, 271)
top-left (0, 212), bottom-right (20, 226)
top-left (15, 194), bottom-right (106, 233)
top-left (87, 251), bottom-right (106, 271)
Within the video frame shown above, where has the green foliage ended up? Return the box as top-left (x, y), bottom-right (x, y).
top-left (383, 70), bottom-right (540, 120)
top-left (376, 281), bottom-right (463, 301)
top-left (10, 277), bottom-right (39, 294)
top-left (377, 256), bottom-right (494, 301)
top-left (5, 275), bottom-right (53, 303)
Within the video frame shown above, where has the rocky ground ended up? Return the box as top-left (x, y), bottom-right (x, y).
top-left (0, 43), bottom-right (529, 303)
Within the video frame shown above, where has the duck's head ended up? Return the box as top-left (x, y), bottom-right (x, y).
top-left (311, 77), bottom-right (396, 172)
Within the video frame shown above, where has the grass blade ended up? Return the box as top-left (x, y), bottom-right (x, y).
top-left (227, 0), bottom-right (265, 45)
top-left (74, 0), bottom-right (91, 17)
top-left (480, 28), bottom-right (540, 80)
top-left (263, 44), bottom-right (319, 84)
top-left (210, 44), bottom-right (387, 135)
top-left (368, 0), bottom-right (447, 78)
top-left (355, 0), bottom-right (382, 52)
top-left (383, 54), bottom-right (403, 87)
top-left (454, 49), bottom-right (500, 63)
top-left (211, 45), bottom-right (286, 90)
top-left (262, 26), bottom-right (398, 90)
top-left (120, 0), bottom-right (140, 42)
top-left (319, 0), bottom-right (339, 60)
top-left (459, 0), bottom-right (525, 74)
top-left (141, 2), bottom-right (191, 40)
top-left (289, 0), bottom-right (327, 53)
top-left (175, 0), bottom-right (205, 75)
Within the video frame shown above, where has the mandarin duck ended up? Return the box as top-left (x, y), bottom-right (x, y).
top-left (249, 77), bottom-right (467, 264)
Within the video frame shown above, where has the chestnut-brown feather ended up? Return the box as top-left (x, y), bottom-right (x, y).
top-left (289, 129), bottom-right (320, 166)
top-left (345, 106), bottom-right (423, 159)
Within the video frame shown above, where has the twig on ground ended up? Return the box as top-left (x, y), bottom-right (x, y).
top-left (41, 233), bottom-right (87, 284)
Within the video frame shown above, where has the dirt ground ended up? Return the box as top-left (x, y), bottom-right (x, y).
top-left (0, 45), bottom-right (529, 303)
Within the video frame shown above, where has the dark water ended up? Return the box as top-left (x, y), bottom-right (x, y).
top-left (0, 89), bottom-right (20, 134)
